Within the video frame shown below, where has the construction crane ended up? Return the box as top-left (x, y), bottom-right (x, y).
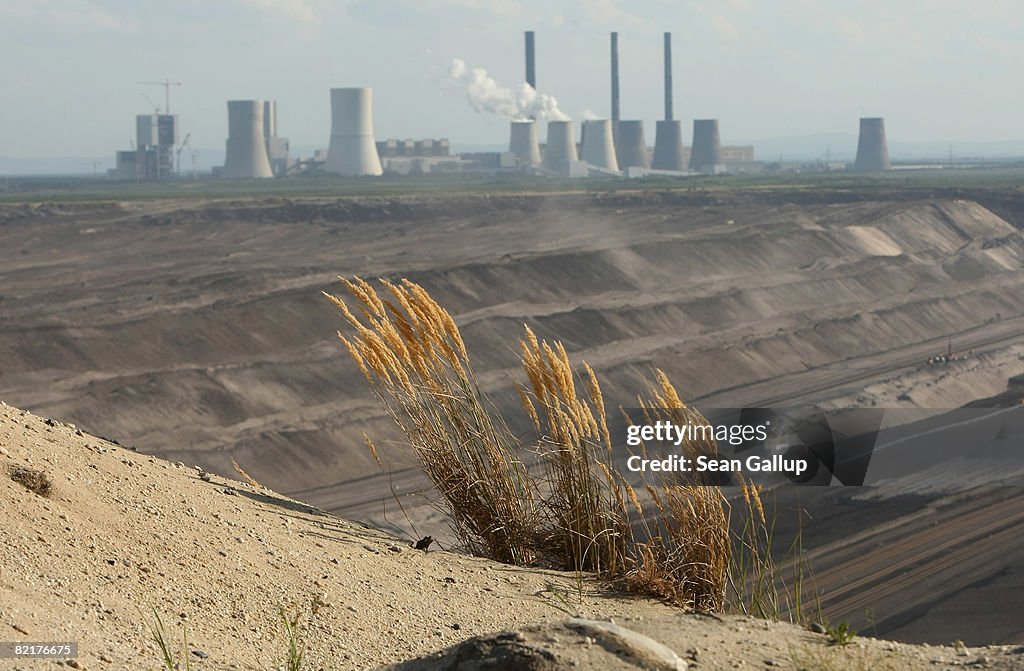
top-left (175, 133), bottom-right (192, 177)
top-left (137, 79), bottom-right (182, 114)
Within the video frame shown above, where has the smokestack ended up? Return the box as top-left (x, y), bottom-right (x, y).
top-left (509, 120), bottom-right (541, 166)
top-left (854, 117), bottom-right (891, 171)
top-left (525, 31), bottom-right (536, 89)
top-left (325, 87), bottom-right (383, 177)
top-left (263, 100), bottom-right (277, 140)
top-left (616, 120), bottom-right (649, 169)
top-left (689, 119), bottom-right (722, 172)
top-left (223, 100), bottom-right (274, 179)
top-left (610, 32), bottom-right (620, 124)
top-left (581, 119), bottom-right (619, 171)
top-left (663, 32), bottom-right (673, 121)
top-left (544, 120), bottom-right (577, 174)
top-left (651, 33), bottom-right (685, 171)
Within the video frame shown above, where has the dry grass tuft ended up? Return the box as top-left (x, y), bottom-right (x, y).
top-left (231, 458), bottom-right (265, 490)
top-left (621, 374), bottom-right (731, 611)
top-left (328, 277), bottom-right (792, 615)
top-left (324, 277), bottom-right (536, 564)
top-left (9, 465), bottom-right (53, 497)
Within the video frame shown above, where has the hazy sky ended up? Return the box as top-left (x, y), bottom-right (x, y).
top-left (1, 0), bottom-right (1022, 158)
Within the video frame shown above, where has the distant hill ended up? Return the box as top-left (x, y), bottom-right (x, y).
top-left (735, 133), bottom-right (1024, 162)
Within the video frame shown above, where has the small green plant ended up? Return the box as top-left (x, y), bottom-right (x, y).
top-left (533, 580), bottom-right (584, 618)
top-left (824, 621), bottom-right (857, 646)
top-left (148, 608), bottom-right (190, 671)
top-left (278, 605), bottom-right (305, 671)
top-left (789, 642), bottom-right (898, 671)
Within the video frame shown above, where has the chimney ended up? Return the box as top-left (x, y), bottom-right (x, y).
top-left (525, 31), bottom-right (536, 89)
top-left (610, 32), bottom-right (620, 124)
top-left (663, 32), bottom-right (673, 121)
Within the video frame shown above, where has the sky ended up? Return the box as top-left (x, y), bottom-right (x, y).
top-left (1, 0), bottom-right (1023, 160)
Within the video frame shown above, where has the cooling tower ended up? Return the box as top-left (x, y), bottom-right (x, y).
top-left (325, 87), bottom-right (383, 177)
top-left (689, 119), bottom-right (722, 172)
top-left (616, 120), bottom-right (649, 169)
top-left (854, 117), bottom-right (891, 171)
top-left (651, 122), bottom-right (685, 170)
top-left (525, 31), bottom-right (536, 89)
top-left (509, 120), bottom-right (541, 165)
top-left (544, 120), bottom-right (577, 174)
top-left (223, 100), bottom-right (274, 179)
top-left (581, 119), bottom-right (619, 172)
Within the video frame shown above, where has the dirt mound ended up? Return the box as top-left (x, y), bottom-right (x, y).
top-left (3, 400), bottom-right (1022, 670)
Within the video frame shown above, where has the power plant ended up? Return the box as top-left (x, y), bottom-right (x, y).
top-left (223, 100), bottom-right (274, 179)
top-left (854, 117), bottom-right (891, 172)
top-left (325, 87), bottom-right (383, 177)
top-left (110, 30), bottom-right (964, 182)
top-left (651, 32), bottom-right (687, 171)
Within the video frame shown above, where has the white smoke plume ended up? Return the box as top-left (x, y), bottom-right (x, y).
top-left (447, 58), bottom-right (570, 122)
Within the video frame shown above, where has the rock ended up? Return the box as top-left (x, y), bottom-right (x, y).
top-left (200, 472), bottom-right (212, 482)
top-left (191, 649), bottom-right (209, 659)
top-left (566, 618), bottom-right (687, 671)
top-left (809, 622), bottom-right (827, 634)
top-left (379, 631), bottom-right (559, 670)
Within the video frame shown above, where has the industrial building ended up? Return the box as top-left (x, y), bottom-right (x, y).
top-left (263, 101), bottom-right (291, 176)
top-left (111, 113), bottom-right (178, 180)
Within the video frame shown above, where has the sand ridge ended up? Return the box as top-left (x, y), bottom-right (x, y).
top-left (3, 400), bottom-right (1024, 670)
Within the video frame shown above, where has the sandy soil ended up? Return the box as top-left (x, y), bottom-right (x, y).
top-left (3, 401), bottom-right (1023, 670)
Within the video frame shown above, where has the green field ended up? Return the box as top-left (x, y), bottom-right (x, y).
top-left (2, 165), bottom-right (1024, 203)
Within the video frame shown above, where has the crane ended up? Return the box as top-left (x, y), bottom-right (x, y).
top-left (137, 79), bottom-right (182, 114)
top-left (175, 133), bottom-right (192, 177)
